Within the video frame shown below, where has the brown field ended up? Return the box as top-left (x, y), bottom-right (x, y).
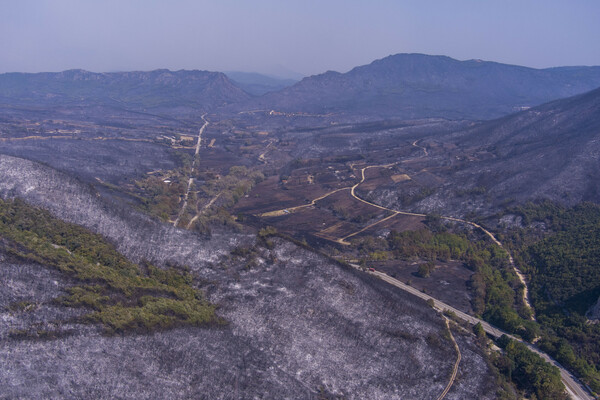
top-left (349, 214), bottom-right (426, 239)
top-left (239, 174), bottom-right (429, 244)
top-left (196, 148), bottom-right (250, 174)
top-left (234, 176), bottom-right (333, 215)
top-left (391, 173), bottom-right (411, 183)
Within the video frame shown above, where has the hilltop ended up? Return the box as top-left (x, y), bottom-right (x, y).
top-left (0, 69), bottom-right (250, 112)
top-left (237, 53), bottom-right (600, 120)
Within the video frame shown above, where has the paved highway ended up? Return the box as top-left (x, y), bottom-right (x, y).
top-left (256, 158), bottom-right (593, 399)
top-left (352, 265), bottom-right (594, 400)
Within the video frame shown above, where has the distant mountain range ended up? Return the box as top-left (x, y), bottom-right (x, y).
top-left (225, 71), bottom-right (298, 96)
top-left (0, 69), bottom-right (250, 111)
top-left (2, 54), bottom-right (600, 121)
top-left (238, 53), bottom-right (600, 120)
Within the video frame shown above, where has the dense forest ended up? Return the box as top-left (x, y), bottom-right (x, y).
top-left (351, 221), bottom-right (573, 398)
top-left (352, 221), bottom-right (536, 338)
top-left (494, 336), bottom-right (567, 400)
top-left (502, 201), bottom-right (600, 393)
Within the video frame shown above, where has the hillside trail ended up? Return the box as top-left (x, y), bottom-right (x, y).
top-left (173, 114), bottom-right (209, 227)
top-left (412, 139), bottom-right (429, 156)
top-left (436, 316), bottom-right (461, 400)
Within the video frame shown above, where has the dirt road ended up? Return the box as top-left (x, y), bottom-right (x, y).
top-left (357, 266), bottom-right (593, 400)
top-left (436, 317), bottom-right (462, 400)
top-left (258, 140), bottom-right (275, 162)
top-left (254, 158), bottom-right (590, 398)
top-left (194, 114), bottom-right (209, 156)
top-left (257, 187), bottom-right (350, 217)
top-left (173, 115), bottom-right (209, 227)
top-left (259, 160), bottom-right (534, 317)
top-left (348, 164), bottom-right (534, 316)
top-left (254, 154), bottom-right (587, 398)
top-left (337, 212), bottom-right (398, 245)
top-left (186, 193), bottom-right (221, 229)
top-left (412, 139), bottom-right (429, 156)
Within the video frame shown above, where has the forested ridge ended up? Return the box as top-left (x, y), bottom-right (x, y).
top-left (353, 222), bottom-right (536, 338)
top-left (502, 201), bottom-right (600, 392)
top-left (495, 336), bottom-right (567, 400)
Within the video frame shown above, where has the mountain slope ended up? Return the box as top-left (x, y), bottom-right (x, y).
top-left (456, 86), bottom-right (600, 203)
top-left (240, 53), bottom-right (600, 120)
top-left (0, 154), bottom-right (498, 399)
top-left (399, 86), bottom-right (600, 215)
top-left (0, 69), bottom-right (250, 111)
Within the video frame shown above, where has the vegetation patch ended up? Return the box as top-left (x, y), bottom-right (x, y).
top-left (352, 227), bottom-right (534, 336)
top-left (133, 164), bottom-right (263, 233)
top-left (502, 201), bottom-right (600, 393)
top-left (494, 336), bottom-right (567, 400)
top-left (189, 166), bottom-right (264, 233)
top-left (0, 198), bottom-right (220, 334)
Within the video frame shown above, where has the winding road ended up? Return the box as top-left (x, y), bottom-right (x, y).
top-left (255, 143), bottom-right (593, 398)
top-left (346, 163), bottom-right (534, 316)
top-left (258, 158), bottom-right (533, 313)
top-left (412, 139), bottom-right (429, 156)
top-left (356, 265), bottom-right (593, 400)
top-left (436, 316), bottom-right (462, 400)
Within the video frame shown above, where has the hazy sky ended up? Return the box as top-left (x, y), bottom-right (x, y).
top-left (1, 0), bottom-right (599, 77)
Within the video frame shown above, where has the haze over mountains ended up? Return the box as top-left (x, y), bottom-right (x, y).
top-left (3, 53), bottom-right (600, 121)
top-left (454, 86), bottom-right (600, 203)
top-left (2, 53), bottom-right (600, 216)
top-left (243, 54), bottom-right (600, 120)
top-left (224, 71), bottom-right (299, 96)
top-left (2, 52), bottom-right (600, 399)
top-left (0, 69), bottom-right (250, 111)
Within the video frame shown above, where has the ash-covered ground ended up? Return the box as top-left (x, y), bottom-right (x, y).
top-left (0, 155), bottom-right (499, 399)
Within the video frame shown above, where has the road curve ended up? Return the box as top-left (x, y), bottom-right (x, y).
top-left (411, 139), bottom-right (429, 156)
top-left (348, 164), bottom-right (534, 316)
top-left (436, 317), bottom-right (462, 400)
top-left (354, 265), bottom-right (593, 400)
top-left (258, 160), bottom-right (533, 314)
top-left (254, 159), bottom-right (592, 398)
